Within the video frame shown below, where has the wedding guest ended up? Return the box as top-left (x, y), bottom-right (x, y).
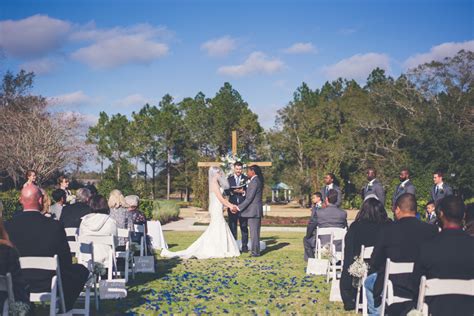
top-left (79, 195), bottom-right (117, 265)
top-left (303, 192), bottom-right (323, 261)
top-left (425, 200), bottom-right (437, 225)
top-left (464, 203), bottom-right (474, 237)
top-left (391, 168), bottom-right (416, 210)
top-left (315, 189), bottom-right (347, 247)
top-left (321, 173), bottom-right (343, 207)
top-left (430, 170), bottom-right (453, 204)
top-left (5, 185), bottom-right (89, 312)
top-left (412, 196), bottom-right (474, 316)
top-left (340, 198), bottom-right (391, 310)
top-left (50, 189), bottom-right (66, 220)
top-left (23, 169), bottom-right (36, 188)
top-left (108, 189), bottom-right (133, 247)
top-left (361, 168), bottom-right (385, 205)
top-left (365, 193), bottom-right (437, 315)
top-left (85, 183), bottom-right (98, 199)
top-left (125, 195), bottom-right (150, 251)
top-left (0, 202), bottom-right (30, 307)
top-left (58, 175), bottom-right (74, 204)
top-left (59, 188), bottom-right (92, 229)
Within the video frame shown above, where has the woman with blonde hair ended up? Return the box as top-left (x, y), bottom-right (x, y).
top-left (108, 189), bottom-right (133, 247)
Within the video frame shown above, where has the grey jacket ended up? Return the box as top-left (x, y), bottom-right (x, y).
top-left (363, 179), bottom-right (385, 205)
top-left (392, 180), bottom-right (416, 207)
top-left (315, 204), bottom-right (347, 246)
top-left (430, 183), bottom-right (453, 203)
top-left (238, 176), bottom-right (263, 218)
top-left (321, 184), bottom-right (343, 207)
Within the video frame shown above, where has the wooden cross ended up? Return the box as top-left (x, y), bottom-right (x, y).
top-left (197, 131), bottom-right (272, 168)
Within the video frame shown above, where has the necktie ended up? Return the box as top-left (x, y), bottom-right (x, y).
top-left (325, 187), bottom-right (329, 196)
top-left (435, 186), bottom-right (438, 195)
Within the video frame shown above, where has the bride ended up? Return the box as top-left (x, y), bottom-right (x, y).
top-left (161, 166), bottom-right (240, 259)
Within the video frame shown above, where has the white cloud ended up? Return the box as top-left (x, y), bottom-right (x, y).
top-left (218, 52), bottom-right (285, 77)
top-left (48, 91), bottom-right (93, 107)
top-left (283, 42), bottom-right (317, 54)
top-left (201, 36), bottom-right (237, 57)
top-left (59, 111), bottom-right (98, 127)
top-left (114, 94), bottom-right (152, 108)
top-left (19, 58), bottom-right (59, 75)
top-left (0, 15), bottom-right (71, 58)
top-left (403, 40), bottom-right (474, 70)
top-left (322, 53), bottom-right (391, 81)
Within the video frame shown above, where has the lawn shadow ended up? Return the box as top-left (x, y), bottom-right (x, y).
top-left (261, 236), bottom-right (278, 246)
top-left (263, 241), bottom-right (290, 255)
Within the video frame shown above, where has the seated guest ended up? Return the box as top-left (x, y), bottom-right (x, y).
top-left (79, 195), bottom-right (117, 265)
top-left (60, 188), bottom-right (92, 229)
top-left (125, 195), bottom-right (151, 252)
top-left (0, 202), bottom-right (30, 307)
top-left (340, 198), bottom-right (391, 311)
top-left (412, 196), bottom-right (474, 316)
top-left (314, 189), bottom-right (347, 247)
top-left (365, 193), bottom-right (438, 315)
top-left (5, 185), bottom-right (89, 312)
top-left (425, 200), bottom-right (437, 224)
top-left (303, 192), bottom-right (323, 261)
top-left (108, 190), bottom-right (133, 247)
top-left (464, 203), bottom-right (474, 237)
top-left (50, 189), bottom-right (66, 220)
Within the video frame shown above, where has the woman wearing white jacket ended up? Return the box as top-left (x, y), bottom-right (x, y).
top-left (79, 195), bottom-right (117, 265)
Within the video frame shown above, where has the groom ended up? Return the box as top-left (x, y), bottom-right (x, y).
top-left (233, 165), bottom-right (263, 257)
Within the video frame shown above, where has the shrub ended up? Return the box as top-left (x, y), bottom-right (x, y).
top-left (141, 199), bottom-right (180, 224)
top-left (0, 196), bottom-right (21, 221)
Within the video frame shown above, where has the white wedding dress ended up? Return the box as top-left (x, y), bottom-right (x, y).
top-left (161, 168), bottom-right (240, 259)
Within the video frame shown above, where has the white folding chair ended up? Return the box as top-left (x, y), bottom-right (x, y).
top-left (116, 228), bottom-right (134, 282)
top-left (78, 235), bottom-right (117, 281)
top-left (416, 276), bottom-right (474, 316)
top-left (69, 241), bottom-right (99, 314)
top-left (0, 273), bottom-right (14, 315)
top-left (355, 245), bottom-right (374, 315)
top-left (65, 227), bottom-right (79, 241)
top-left (380, 259), bottom-right (414, 316)
top-left (315, 227), bottom-right (347, 259)
top-left (19, 255), bottom-right (66, 316)
top-left (133, 224), bottom-right (147, 256)
top-left (326, 229), bottom-right (347, 283)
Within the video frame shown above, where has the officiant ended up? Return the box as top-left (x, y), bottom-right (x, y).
top-left (224, 161), bottom-right (249, 252)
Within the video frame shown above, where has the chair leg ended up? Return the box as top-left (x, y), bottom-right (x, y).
top-left (85, 286), bottom-right (90, 316)
top-left (93, 278), bottom-right (99, 311)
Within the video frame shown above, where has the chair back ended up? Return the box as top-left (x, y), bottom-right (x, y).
top-left (360, 245), bottom-right (374, 260)
top-left (0, 273), bottom-right (14, 302)
top-left (381, 259), bottom-right (414, 315)
top-left (69, 241), bottom-right (95, 270)
top-left (134, 224), bottom-right (145, 233)
top-left (65, 227), bottom-right (78, 240)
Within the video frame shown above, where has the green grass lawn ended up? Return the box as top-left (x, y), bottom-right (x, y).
top-left (96, 231), bottom-right (353, 315)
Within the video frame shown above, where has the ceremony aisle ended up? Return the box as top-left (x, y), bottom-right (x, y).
top-left (95, 231), bottom-right (354, 315)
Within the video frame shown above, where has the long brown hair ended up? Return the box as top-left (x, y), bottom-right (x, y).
top-left (0, 201), bottom-right (11, 242)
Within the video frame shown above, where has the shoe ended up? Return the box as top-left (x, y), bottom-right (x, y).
top-left (251, 253), bottom-right (260, 257)
top-left (241, 247), bottom-right (249, 253)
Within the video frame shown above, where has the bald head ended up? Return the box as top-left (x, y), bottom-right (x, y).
top-left (20, 185), bottom-right (43, 211)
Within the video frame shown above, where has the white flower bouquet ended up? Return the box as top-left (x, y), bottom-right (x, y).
top-left (9, 301), bottom-right (30, 316)
top-left (220, 154), bottom-right (247, 176)
top-left (348, 255), bottom-right (369, 288)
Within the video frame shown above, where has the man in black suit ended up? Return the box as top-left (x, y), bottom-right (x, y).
top-left (59, 187), bottom-right (92, 229)
top-left (430, 170), bottom-right (453, 204)
top-left (321, 173), bottom-right (343, 207)
top-left (362, 168), bottom-right (385, 205)
top-left (6, 185), bottom-right (89, 312)
top-left (391, 168), bottom-right (416, 210)
top-left (365, 193), bottom-right (438, 315)
top-left (224, 162), bottom-right (249, 251)
top-left (412, 196), bottom-right (474, 316)
top-left (303, 192), bottom-right (323, 260)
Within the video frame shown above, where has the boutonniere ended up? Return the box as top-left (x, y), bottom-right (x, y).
top-left (239, 178), bottom-right (247, 186)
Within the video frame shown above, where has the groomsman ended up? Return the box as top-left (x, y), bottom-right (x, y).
top-left (321, 173), bottom-right (342, 207)
top-left (224, 162), bottom-right (249, 251)
top-left (362, 168), bottom-right (385, 205)
top-left (392, 168), bottom-right (416, 210)
top-left (430, 170), bottom-right (453, 204)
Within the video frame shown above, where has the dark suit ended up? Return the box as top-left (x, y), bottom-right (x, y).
top-left (412, 229), bottom-right (474, 316)
top-left (313, 204), bottom-right (347, 246)
top-left (224, 174), bottom-right (248, 247)
top-left (368, 217), bottom-right (438, 315)
top-left (59, 202), bottom-right (92, 229)
top-left (392, 180), bottom-right (416, 209)
top-left (340, 220), bottom-right (389, 310)
top-left (238, 176), bottom-right (263, 256)
top-left (6, 211), bottom-right (89, 311)
top-left (303, 204), bottom-right (322, 260)
top-left (430, 183), bottom-right (453, 204)
top-left (321, 184), bottom-right (343, 207)
top-left (426, 212), bottom-right (438, 225)
top-left (362, 179), bottom-right (385, 205)
top-left (0, 245), bottom-right (29, 304)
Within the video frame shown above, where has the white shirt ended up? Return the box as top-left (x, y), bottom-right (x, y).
top-left (400, 179), bottom-right (410, 188)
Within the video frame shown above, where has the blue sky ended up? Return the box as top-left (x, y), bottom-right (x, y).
top-left (0, 0), bottom-right (473, 129)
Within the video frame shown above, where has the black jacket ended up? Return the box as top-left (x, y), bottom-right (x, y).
top-left (0, 244), bottom-right (30, 303)
top-left (59, 202), bottom-right (92, 228)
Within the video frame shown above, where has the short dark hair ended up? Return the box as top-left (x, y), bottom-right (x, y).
top-left (313, 192), bottom-right (322, 199)
top-left (327, 189), bottom-right (338, 204)
top-left (327, 173), bottom-right (336, 181)
top-left (90, 195), bottom-right (110, 215)
top-left (426, 200), bottom-right (435, 207)
top-left (51, 189), bottom-right (66, 203)
top-left (367, 167), bottom-right (377, 174)
top-left (437, 196), bottom-right (465, 224)
top-left (401, 168), bottom-right (410, 175)
top-left (57, 175), bottom-right (69, 185)
top-left (433, 170), bottom-right (444, 177)
top-left (234, 161), bottom-right (243, 167)
top-left (396, 193), bottom-right (417, 213)
top-left (355, 198), bottom-right (389, 223)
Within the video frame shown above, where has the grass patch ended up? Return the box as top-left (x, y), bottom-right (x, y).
top-left (97, 231), bottom-right (352, 315)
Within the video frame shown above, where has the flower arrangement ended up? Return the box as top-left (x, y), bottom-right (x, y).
top-left (348, 256), bottom-right (369, 278)
top-left (220, 154), bottom-right (247, 176)
top-left (8, 301), bottom-right (30, 316)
